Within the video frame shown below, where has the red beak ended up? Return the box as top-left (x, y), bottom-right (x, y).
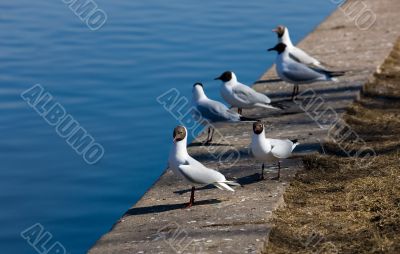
top-left (272, 28), bottom-right (278, 33)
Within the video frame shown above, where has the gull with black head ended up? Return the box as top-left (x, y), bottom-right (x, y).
top-left (268, 43), bottom-right (345, 100)
top-left (168, 125), bottom-right (240, 208)
top-left (215, 71), bottom-right (279, 114)
top-left (250, 121), bottom-right (299, 180)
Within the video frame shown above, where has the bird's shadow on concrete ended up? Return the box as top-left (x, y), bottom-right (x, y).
top-left (188, 142), bottom-right (231, 147)
top-left (174, 185), bottom-right (216, 195)
top-left (253, 78), bottom-right (283, 84)
top-left (235, 173), bottom-right (263, 186)
top-left (124, 199), bottom-right (221, 216)
top-left (256, 82), bottom-right (363, 100)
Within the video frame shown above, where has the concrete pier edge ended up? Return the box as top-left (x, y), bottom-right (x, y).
top-left (89, 0), bottom-right (400, 253)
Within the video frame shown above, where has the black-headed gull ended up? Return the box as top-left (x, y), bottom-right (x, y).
top-left (168, 125), bottom-right (240, 207)
top-left (273, 25), bottom-right (326, 69)
top-left (192, 83), bottom-right (256, 144)
top-left (250, 121), bottom-right (299, 180)
top-left (268, 43), bottom-right (344, 100)
top-left (214, 71), bottom-right (279, 114)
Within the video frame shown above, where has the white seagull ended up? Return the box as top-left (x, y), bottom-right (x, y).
top-left (250, 121), bottom-right (299, 180)
top-left (268, 43), bottom-right (344, 100)
top-left (168, 125), bottom-right (240, 207)
top-left (192, 82), bottom-right (256, 144)
top-left (273, 25), bottom-right (326, 69)
top-left (214, 71), bottom-right (279, 114)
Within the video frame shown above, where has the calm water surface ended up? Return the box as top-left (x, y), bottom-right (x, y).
top-left (0, 1), bottom-right (336, 253)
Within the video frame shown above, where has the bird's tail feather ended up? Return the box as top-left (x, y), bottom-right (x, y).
top-left (213, 180), bottom-right (240, 192)
top-left (225, 180), bottom-right (241, 187)
top-left (327, 70), bottom-right (346, 77)
top-left (214, 182), bottom-right (234, 192)
top-left (255, 103), bottom-right (280, 110)
top-left (290, 139), bottom-right (300, 150)
top-left (270, 101), bottom-right (288, 109)
top-left (317, 60), bottom-right (333, 69)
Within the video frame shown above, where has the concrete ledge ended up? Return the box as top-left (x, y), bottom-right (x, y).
top-left (88, 0), bottom-right (400, 253)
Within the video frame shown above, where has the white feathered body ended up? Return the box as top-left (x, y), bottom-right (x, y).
top-left (219, 73), bottom-right (275, 110)
top-left (168, 131), bottom-right (238, 191)
top-left (250, 129), bottom-right (297, 163)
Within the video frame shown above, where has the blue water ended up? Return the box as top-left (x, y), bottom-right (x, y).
top-left (0, 1), bottom-right (336, 253)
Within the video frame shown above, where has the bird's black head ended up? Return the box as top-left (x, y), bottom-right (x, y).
top-left (173, 125), bottom-right (187, 143)
top-left (193, 82), bottom-right (203, 88)
top-left (267, 43), bottom-right (287, 54)
top-left (253, 121), bottom-right (264, 135)
top-left (214, 71), bottom-right (232, 82)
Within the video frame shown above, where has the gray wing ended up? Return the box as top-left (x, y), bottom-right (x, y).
top-left (178, 157), bottom-right (226, 184)
top-left (291, 47), bottom-right (324, 68)
top-left (232, 83), bottom-right (271, 105)
top-left (284, 53), bottom-right (327, 83)
top-left (197, 99), bottom-right (240, 122)
top-left (269, 139), bottom-right (294, 159)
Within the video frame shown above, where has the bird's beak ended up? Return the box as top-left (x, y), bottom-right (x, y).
top-left (214, 76), bottom-right (221, 80)
top-left (272, 28), bottom-right (278, 33)
top-left (267, 46), bottom-right (275, 52)
top-left (173, 137), bottom-right (178, 143)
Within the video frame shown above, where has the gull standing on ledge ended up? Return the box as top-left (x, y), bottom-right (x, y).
top-left (268, 43), bottom-right (345, 100)
top-left (192, 82), bottom-right (256, 144)
top-left (273, 25), bottom-right (326, 69)
top-left (250, 121), bottom-right (299, 180)
top-left (215, 71), bottom-right (279, 114)
top-left (168, 126), bottom-right (240, 207)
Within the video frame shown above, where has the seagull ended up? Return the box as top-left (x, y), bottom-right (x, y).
top-left (250, 121), bottom-right (299, 180)
top-left (268, 43), bottom-right (345, 100)
top-left (273, 25), bottom-right (326, 69)
top-left (168, 125), bottom-right (240, 207)
top-left (192, 82), bottom-right (257, 144)
top-left (214, 71), bottom-right (279, 114)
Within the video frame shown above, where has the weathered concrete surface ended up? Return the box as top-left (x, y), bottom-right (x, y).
top-left (89, 1), bottom-right (400, 253)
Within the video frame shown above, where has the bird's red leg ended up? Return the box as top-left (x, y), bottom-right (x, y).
top-left (185, 186), bottom-right (195, 208)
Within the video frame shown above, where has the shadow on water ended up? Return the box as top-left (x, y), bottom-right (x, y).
top-left (124, 199), bottom-right (221, 216)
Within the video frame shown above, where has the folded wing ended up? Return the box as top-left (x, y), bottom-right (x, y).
top-left (269, 139), bottom-right (295, 159)
top-left (197, 100), bottom-right (240, 122)
top-left (178, 158), bottom-right (226, 185)
top-left (232, 83), bottom-right (272, 105)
